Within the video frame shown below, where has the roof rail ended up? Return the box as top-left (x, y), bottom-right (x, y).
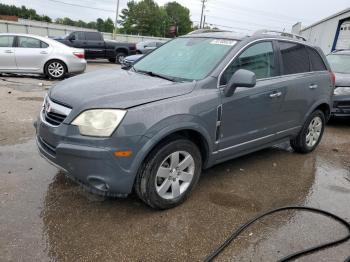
top-left (253, 29), bottom-right (307, 41)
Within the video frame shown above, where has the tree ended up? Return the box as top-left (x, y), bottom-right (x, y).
top-left (164, 2), bottom-right (192, 35)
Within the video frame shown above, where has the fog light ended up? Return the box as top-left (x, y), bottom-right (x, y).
top-left (88, 177), bottom-right (109, 192)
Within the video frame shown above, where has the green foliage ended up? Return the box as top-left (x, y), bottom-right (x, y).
top-left (119, 0), bottom-right (192, 37)
top-left (0, 3), bottom-right (115, 33)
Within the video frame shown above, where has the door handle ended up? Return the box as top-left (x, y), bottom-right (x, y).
top-left (40, 51), bottom-right (48, 54)
top-left (269, 91), bottom-right (282, 98)
top-left (4, 50), bottom-right (13, 54)
top-left (309, 84), bottom-right (318, 89)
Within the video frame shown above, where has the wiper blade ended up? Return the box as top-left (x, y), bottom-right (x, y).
top-left (136, 69), bottom-right (176, 82)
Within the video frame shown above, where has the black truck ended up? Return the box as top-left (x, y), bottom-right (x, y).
top-left (55, 31), bottom-right (137, 64)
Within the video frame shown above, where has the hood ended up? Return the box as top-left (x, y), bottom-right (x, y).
top-left (49, 69), bottom-right (195, 110)
top-left (335, 73), bottom-right (350, 87)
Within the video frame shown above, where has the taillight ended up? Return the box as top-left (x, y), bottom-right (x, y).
top-left (73, 52), bottom-right (85, 59)
top-left (329, 71), bottom-right (336, 87)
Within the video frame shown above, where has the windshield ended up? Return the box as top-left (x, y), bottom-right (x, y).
top-left (134, 37), bottom-right (237, 81)
top-left (327, 54), bottom-right (350, 74)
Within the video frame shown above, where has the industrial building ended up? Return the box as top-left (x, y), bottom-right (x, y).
top-left (292, 8), bottom-right (350, 54)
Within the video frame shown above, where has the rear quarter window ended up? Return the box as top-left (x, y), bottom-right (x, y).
top-left (279, 41), bottom-right (310, 75)
top-left (306, 47), bottom-right (327, 71)
top-left (85, 32), bottom-right (102, 41)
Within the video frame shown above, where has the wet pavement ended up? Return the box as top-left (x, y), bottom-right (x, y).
top-left (1, 62), bottom-right (350, 261)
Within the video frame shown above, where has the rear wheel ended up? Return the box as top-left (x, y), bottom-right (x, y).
top-left (290, 110), bottom-right (325, 153)
top-left (45, 60), bottom-right (67, 79)
top-left (135, 138), bottom-right (202, 209)
top-left (116, 52), bottom-right (127, 64)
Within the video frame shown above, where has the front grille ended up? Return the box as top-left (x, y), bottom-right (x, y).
top-left (42, 96), bottom-right (72, 127)
top-left (334, 101), bottom-right (350, 109)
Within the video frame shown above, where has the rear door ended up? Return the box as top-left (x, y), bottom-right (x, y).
top-left (14, 36), bottom-right (52, 71)
top-left (0, 35), bottom-right (16, 70)
top-left (217, 41), bottom-right (285, 158)
top-left (84, 32), bottom-right (105, 58)
top-left (277, 41), bottom-right (328, 129)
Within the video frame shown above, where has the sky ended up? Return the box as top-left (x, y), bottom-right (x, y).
top-left (2, 0), bottom-right (350, 33)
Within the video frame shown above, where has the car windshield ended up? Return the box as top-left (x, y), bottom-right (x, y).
top-left (327, 54), bottom-right (350, 74)
top-left (133, 37), bottom-right (237, 81)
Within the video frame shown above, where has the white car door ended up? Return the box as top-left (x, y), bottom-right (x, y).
top-left (0, 35), bottom-right (17, 70)
top-left (14, 36), bottom-right (52, 71)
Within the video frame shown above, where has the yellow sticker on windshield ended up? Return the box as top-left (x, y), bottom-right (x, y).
top-left (210, 39), bottom-right (237, 46)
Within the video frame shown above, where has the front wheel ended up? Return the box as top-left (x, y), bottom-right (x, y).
top-left (290, 110), bottom-right (325, 153)
top-left (45, 60), bottom-right (67, 79)
top-left (135, 138), bottom-right (202, 209)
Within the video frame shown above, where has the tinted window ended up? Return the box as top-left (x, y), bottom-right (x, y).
top-left (146, 42), bottom-right (156, 47)
top-left (220, 41), bottom-right (276, 85)
top-left (279, 42), bottom-right (310, 75)
top-left (85, 32), bottom-right (101, 41)
top-left (71, 32), bottom-right (85, 40)
top-left (18, 37), bottom-right (47, 48)
top-left (306, 47), bottom-right (327, 71)
top-left (0, 36), bottom-right (14, 47)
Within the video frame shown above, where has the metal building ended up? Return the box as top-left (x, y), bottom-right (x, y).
top-left (292, 8), bottom-right (350, 55)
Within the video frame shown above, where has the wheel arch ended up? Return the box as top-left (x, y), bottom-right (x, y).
top-left (303, 101), bottom-right (331, 123)
top-left (115, 47), bottom-right (128, 55)
top-left (44, 58), bottom-right (69, 74)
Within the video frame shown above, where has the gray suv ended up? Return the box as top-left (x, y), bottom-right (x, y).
top-left (35, 31), bottom-right (334, 209)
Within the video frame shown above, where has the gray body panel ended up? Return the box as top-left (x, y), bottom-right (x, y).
top-left (36, 33), bottom-right (333, 196)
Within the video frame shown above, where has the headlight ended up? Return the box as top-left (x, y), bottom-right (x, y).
top-left (72, 109), bottom-right (126, 137)
top-left (334, 87), bottom-right (350, 95)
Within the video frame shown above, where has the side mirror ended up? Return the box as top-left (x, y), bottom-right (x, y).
top-left (224, 69), bottom-right (256, 97)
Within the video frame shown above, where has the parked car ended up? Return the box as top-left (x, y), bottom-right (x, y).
top-left (121, 54), bottom-right (144, 69)
top-left (327, 50), bottom-right (350, 117)
top-left (35, 31), bottom-right (334, 209)
top-left (0, 33), bottom-right (86, 79)
top-left (55, 31), bottom-right (136, 64)
top-left (136, 40), bottom-right (165, 54)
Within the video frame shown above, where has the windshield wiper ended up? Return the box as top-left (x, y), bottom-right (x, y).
top-left (134, 69), bottom-right (176, 82)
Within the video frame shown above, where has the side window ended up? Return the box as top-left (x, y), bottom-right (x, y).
top-left (0, 36), bottom-right (14, 47)
top-left (85, 32), bottom-right (102, 41)
top-left (18, 37), bottom-right (43, 48)
top-left (306, 47), bottom-right (327, 71)
top-left (146, 42), bottom-right (156, 47)
top-left (279, 42), bottom-right (310, 75)
top-left (220, 41), bottom-right (276, 86)
top-left (41, 41), bottom-right (49, 48)
top-left (156, 42), bottom-right (163, 47)
top-left (71, 32), bottom-right (85, 40)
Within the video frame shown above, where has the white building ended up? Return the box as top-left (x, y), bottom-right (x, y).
top-left (292, 8), bottom-right (350, 54)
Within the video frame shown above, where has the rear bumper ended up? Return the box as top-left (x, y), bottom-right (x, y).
top-left (68, 59), bottom-right (87, 74)
top-left (331, 95), bottom-right (350, 117)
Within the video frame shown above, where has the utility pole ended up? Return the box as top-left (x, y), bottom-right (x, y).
top-left (113, 0), bottom-right (120, 39)
top-left (200, 0), bottom-right (207, 29)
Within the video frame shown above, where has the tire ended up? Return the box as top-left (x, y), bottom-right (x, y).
top-left (135, 138), bottom-right (202, 209)
top-left (116, 52), bottom-right (127, 64)
top-left (290, 110), bottom-right (325, 153)
top-left (108, 58), bottom-right (116, 63)
top-left (45, 60), bottom-right (67, 79)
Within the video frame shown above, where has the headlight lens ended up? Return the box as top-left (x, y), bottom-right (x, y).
top-left (71, 109), bottom-right (126, 137)
top-left (334, 87), bottom-right (350, 95)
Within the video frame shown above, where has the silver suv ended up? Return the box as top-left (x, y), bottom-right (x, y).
top-left (35, 31), bottom-right (334, 209)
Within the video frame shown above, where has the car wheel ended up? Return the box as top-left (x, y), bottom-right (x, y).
top-left (45, 60), bottom-right (67, 79)
top-left (135, 138), bottom-right (202, 209)
top-left (116, 52), bottom-right (127, 64)
top-left (290, 110), bottom-right (325, 153)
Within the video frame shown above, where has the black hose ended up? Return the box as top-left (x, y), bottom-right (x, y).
top-left (204, 206), bottom-right (350, 262)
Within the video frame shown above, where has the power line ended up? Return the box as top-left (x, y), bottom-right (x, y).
top-left (45, 0), bottom-right (115, 13)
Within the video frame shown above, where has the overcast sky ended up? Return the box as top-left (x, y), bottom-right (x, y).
top-left (3, 0), bottom-right (350, 33)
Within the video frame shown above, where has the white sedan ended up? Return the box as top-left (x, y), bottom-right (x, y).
top-left (0, 33), bottom-right (86, 79)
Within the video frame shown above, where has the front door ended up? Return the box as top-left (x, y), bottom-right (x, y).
top-left (216, 41), bottom-right (285, 159)
top-left (0, 35), bottom-right (16, 70)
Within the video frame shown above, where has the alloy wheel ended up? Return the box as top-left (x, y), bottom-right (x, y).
top-left (155, 151), bottom-right (195, 200)
top-left (48, 62), bottom-right (64, 78)
top-left (306, 116), bottom-right (322, 147)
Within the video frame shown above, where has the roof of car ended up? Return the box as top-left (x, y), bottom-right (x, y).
top-left (181, 31), bottom-right (248, 40)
